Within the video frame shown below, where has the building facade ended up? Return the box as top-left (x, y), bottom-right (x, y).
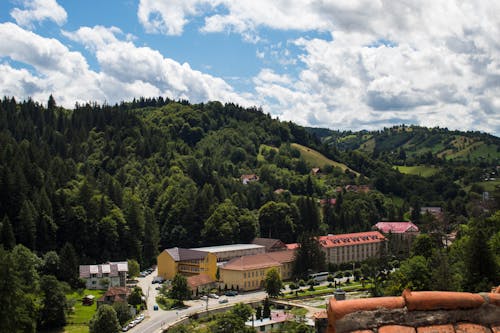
top-left (157, 247), bottom-right (217, 280)
top-left (219, 250), bottom-right (295, 291)
top-left (373, 221), bottom-right (420, 257)
top-left (318, 231), bottom-right (386, 265)
top-left (79, 261), bottom-right (128, 290)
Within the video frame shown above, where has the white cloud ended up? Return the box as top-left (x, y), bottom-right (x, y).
top-left (0, 23), bottom-right (251, 109)
top-left (10, 0), bottom-right (67, 28)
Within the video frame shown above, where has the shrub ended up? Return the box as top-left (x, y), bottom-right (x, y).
top-left (298, 279), bottom-right (306, 286)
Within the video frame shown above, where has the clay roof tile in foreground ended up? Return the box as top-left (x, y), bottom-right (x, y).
top-left (402, 290), bottom-right (485, 311)
top-left (416, 324), bottom-right (455, 333)
top-left (378, 326), bottom-right (416, 333)
top-left (328, 296), bottom-right (405, 320)
top-left (454, 323), bottom-right (492, 333)
top-left (488, 293), bottom-right (500, 306)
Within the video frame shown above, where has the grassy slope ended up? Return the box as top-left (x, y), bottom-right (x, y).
top-left (291, 143), bottom-right (359, 175)
top-left (394, 165), bottom-right (440, 177)
top-left (65, 289), bottom-right (106, 333)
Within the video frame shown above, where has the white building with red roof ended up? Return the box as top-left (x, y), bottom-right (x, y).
top-left (79, 261), bottom-right (128, 290)
top-left (318, 231), bottom-right (387, 265)
top-left (373, 221), bottom-right (420, 257)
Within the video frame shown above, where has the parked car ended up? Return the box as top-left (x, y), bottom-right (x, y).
top-left (122, 325), bottom-right (129, 332)
top-left (200, 295), bottom-right (208, 300)
top-left (208, 293), bottom-right (219, 299)
top-left (153, 304), bottom-right (159, 311)
top-left (218, 298), bottom-right (228, 304)
top-left (224, 291), bottom-right (238, 296)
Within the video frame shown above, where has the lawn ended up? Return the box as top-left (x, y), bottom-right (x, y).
top-left (65, 289), bottom-right (105, 333)
top-left (394, 165), bottom-right (439, 177)
top-left (291, 143), bottom-right (359, 175)
top-left (282, 281), bottom-right (371, 299)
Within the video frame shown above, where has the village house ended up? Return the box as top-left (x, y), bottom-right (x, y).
top-left (241, 174), bottom-right (259, 184)
top-left (96, 286), bottom-right (131, 307)
top-left (187, 274), bottom-right (217, 297)
top-left (79, 261), bottom-right (128, 290)
top-left (245, 311), bottom-right (294, 332)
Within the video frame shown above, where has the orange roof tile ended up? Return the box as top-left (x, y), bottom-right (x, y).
top-left (222, 251), bottom-right (293, 271)
top-left (489, 293), bottom-right (500, 306)
top-left (328, 296), bottom-right (405, 320)
top-left (187, 274), bottom-right (214, 289)
top-left (350, 331), bottom-right (374, 333)
top-left (403, 290), bottom-right (485, 311)
top-left (379, 326), bottom-right (416, 333)
top-left (417, 324), bottom-right (455, 333)
top-left (491, 325), bottom-right (500, 333)
top-left (318, 231), bottom-right (386, 248)
top-left (455, 323), bottom-right (491, 333)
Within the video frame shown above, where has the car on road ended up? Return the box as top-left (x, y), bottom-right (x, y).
top-left (200, 295), bottom-right (208, 300)
top-left (224, 291), bottom-right (238, 296)
top-left (208, 293), bottom-right (219, 299)
top-left (218, 298), bottom-right (228, 304)
top-left (153, 304), bottom-right (159, 311)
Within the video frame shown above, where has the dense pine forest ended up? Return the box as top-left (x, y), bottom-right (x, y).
top-left (0, 96), bottom-right (499, 331)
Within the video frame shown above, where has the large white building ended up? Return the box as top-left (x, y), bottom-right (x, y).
top-left (191, 244), bottom-right (265, 262)
top-left (318, 231), bottom-right (387, 265)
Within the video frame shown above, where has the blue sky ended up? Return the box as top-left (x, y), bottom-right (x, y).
top-left (0, 0), bottom-right (499, 136)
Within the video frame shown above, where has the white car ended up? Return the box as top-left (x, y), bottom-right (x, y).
top-left (208, 293), bottom-right (219, 299)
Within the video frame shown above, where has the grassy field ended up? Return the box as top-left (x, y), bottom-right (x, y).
top-left (65, 289), bottom-right (105, 333)
top-left (394, 165), bottom-right (440, 177)
top-left (291, 143), bottom-right (359, 175)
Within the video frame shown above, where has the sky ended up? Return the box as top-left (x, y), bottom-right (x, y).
top-left (0, 1), bottom-right (499, 136)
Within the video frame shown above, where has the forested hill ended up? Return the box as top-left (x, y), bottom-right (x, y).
top-left (0, 96), bottom-right (499, 270)
top-left (307, 125), bottom-right (500, 166)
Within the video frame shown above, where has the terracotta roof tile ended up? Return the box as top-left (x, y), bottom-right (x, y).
top-left (455, 323), bottom-right (491, 333)
top-left (318, 231), bottom-right (386, 248)
top-left (349, 330), bottom-right (374, 333)
top-left (417, 324), bottom-right (455, 333)
top-left (491, 325), bottom-right (500, 333)
top-left (488, 293), bottom-right (500, 306)
top-left (403, 290), bottom-right (485, 311)
top-left (328, 296), bottom-right (405, 320)
top-left (187, 274), bottom-right (214, 289)
top-left (374, 222), bottom-right (419, 234)
top-left (379, 325), bottom-right (416, 333)
top-left (222, 251), bottom-right (294, 270)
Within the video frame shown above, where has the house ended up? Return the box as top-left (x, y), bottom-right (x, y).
top-left (187, 274), bottom-right (217, 297)
top-left (311, 167), bottom-right (322, 176)
top-left (245, 311), bottom-right (294, 332)
top-left (241, 174), bottom-right (259, 184)
top-left (79, 261), bottom-right (128, 290)
top-left (373, 221), bottom-right (420, 257)
top-left (97, 286), bottom-right (130, 307)
top-left (319, 198), bottom-right (337, 206)
top-left (157, 247), bottom-right (217, 281)
top-left (324, 288), bottom-right (500, 333)
top-left (219, 250), bottom-right (295, 291)
top-left (317, 231), bottom-right (386, 265)
top-left (421, 206), bottom-right (444, 221)
top-left (252, 237), bottom-right (288, 252)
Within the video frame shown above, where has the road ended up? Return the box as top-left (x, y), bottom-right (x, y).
top-left (128, 269), bottom-right (267, 333)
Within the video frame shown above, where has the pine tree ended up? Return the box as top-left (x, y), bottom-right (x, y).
top-left (17, 200), bottom-right (37, 250)
top-left (39, 275), bottom-right (67, 329)
top-left (0, 215), bottom-right (16, 250)
top-left (58, 243), bottom-right (79, 286)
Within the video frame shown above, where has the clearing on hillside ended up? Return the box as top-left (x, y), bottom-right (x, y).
top-left (394, 165), bottom-right (440, 177)
top-left (291, 143), bottom-right (359, 175)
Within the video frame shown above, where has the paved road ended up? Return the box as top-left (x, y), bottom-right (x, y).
top-left (128, 269), bottom-right (267, 333)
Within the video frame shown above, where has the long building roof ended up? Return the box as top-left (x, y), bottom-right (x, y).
top-left (165, 247), bottom-right (208, 261)
top-left (374, 221), bottom-right (419, 234)
top-left (317, 231), bottom-right (386, 248)
top-left (191, 244), bottom-right (265, 253)
top-left (222, 250), bottom-right (295, 271)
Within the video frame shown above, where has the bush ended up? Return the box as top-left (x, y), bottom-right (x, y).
top-left (308, 285), bottom-right (315, 291)
top-left (327, 274), bottom-right (334, 282)
top-left (289, 283), bottom-right (299, 290)
top-left (298, 279), bottom-right (306, 286)
top-left (334, 272), bottom-right (343, 279)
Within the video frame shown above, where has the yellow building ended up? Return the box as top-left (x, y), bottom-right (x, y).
top-left (219, 251), bottom-right (295, 291)
top-left (157, 247), bottom-right (217, 281)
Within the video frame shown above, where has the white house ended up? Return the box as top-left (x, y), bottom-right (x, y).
top-left (79, 261), bottom-right (128, 290)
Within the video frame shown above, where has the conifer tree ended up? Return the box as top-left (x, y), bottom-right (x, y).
top-left (0, 215), bottom-right (16, 250)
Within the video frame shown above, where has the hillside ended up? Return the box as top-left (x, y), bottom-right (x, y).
top-left (0, 96), bottom-right (498, 272)
top-left (308, 125), bottom-right (500, 166)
